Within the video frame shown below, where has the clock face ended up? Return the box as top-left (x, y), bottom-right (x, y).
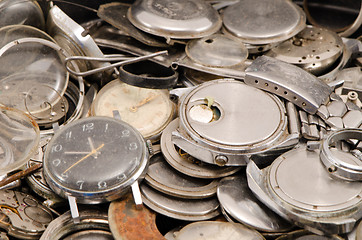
top-left (43, 117), bottom-right (146, 195)
top-left (91, 80), bottom-right (173, 139)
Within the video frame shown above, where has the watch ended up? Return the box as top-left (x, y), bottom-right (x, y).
top-left (0, 189), bottom-right (53, 239)
top-left (171, 79), bottom-right (298, 166)
top-left (90, 79), bottom-right (175, 141)
top-left (246, 144), bottom-right (362, 235)
top-left (43, 115), bottom-right (150, 205)
top-left (127, 0), bottom-right (222, 42)
top-left (222, 0), bottom-right (306, 53)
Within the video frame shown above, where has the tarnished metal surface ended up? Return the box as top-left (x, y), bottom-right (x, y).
top-left (108, 194), bottom-right (165, 240)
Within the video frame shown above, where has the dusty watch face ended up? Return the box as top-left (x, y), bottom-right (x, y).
top-left (43, 116), bottom-right (148, 204)
top-left (91, 80), bottom-right (174, 140)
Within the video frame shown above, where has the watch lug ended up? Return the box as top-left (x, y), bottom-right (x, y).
top-left (68, 196), bottom-right (80, 223)
top-left (131, 181), bottom-right (143, 209)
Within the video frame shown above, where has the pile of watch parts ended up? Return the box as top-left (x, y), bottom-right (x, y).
top-left (0, 0), bottom-right (361, 239)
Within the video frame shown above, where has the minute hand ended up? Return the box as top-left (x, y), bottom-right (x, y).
top-left (63, 143), bottom-right (104, 174)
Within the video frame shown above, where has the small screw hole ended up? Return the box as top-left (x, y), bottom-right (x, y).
top-left (284, 91), bottom-right (288, 95)
top-left (316, 56), bottom-right (320, 59)
top-left (255, 80), bottom-right (259, 84)
top-left (205, 39), bottom-right (213, 44)
top-left (274, 87), bottom-right (278, 90)
top-left (265, 83), bottom-right (269, 87)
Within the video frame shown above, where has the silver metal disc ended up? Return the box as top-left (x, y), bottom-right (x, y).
top-left (140, 183), bottom-right (220, 221)
top-left (266, 26), bottom-right (344, 75)
top-left (181, 80), bottom-right (285, 147)
top-left (186, 34), bottom-right (248, 67)
top-left (269, 147), bottom-right (362, 212)
top-left (222, 0), bottom-right (306, 44)
top-left (217, 175), bottom-right (292, 232)
top-left (145, 154), bottom-right (219, 199)
top-left (127, 0), bottom-right (222, 39)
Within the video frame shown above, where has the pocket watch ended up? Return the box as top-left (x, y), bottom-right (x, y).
top-left (171, 79), bottom-right (298, 166)
top-left (43, 115), bottom-right (150, 206)
top-left (127, 0), bottom-right (222, 42)
top-left (0, 189), bottom-right (53, 239)
top-left (90, 79), bottom-right (175, 141)
top-left (40, 208), bottom-right (111, 240)
top-left (246, 145), bottom-right (362, 235)
top-left (222, 0), bottom-right (306, 51)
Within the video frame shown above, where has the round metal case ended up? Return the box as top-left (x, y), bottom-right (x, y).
top-left (266, 26), bottom-right (344, 75)
top-left (140, 183), bottom-right (220, 221)
top-left (222, 0), bottom-right (306, 45)
top-left (174, 221), bottom-right (265, 240)
top-left (91, 80), bottom-right (175, 141)
top-left (217, 175), bottom-right (292, 233)
top-left (40, 209), bottom-right (110, 240)
top-left (0, 106), bottom-right (39, 175)
top-left (161, 119), bottom-right (242, 178)
top-left (247, 145), bottom-right (362, 235)
top-left (320, 128), bottom-right (362, 181)
top-left (145, 152), bottom-right (219, 199)
top-left (185, 34), bottom-right (248, 68)
top-left (175, 79), bottom-right (288, 166)
top-left (43, 116), bottom-right (149, 204)
top-left (108, 193), bottom-right (164, 240)
top-left (127, 0), bottom-right (222, 40)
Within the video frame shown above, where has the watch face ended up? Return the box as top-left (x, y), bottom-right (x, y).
top-left (43, 117), bottom-right (147, 202)
top-left (91, 80), bottom-right (174, 139)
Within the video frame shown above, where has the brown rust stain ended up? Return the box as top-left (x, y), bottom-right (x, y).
top-left (109, 194), bottom-right (165, 240)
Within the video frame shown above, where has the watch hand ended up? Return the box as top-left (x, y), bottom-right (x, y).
top-left (129, 94), bottom-right (159, 112)
top-left (88, 137), bottom-right (95, 151)
top-left (87, 137), bottom-right (100, 159)
top-left (64, 151), bottom-right (92, 155)
top-left (63, 143), bottom-right (104, 174)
